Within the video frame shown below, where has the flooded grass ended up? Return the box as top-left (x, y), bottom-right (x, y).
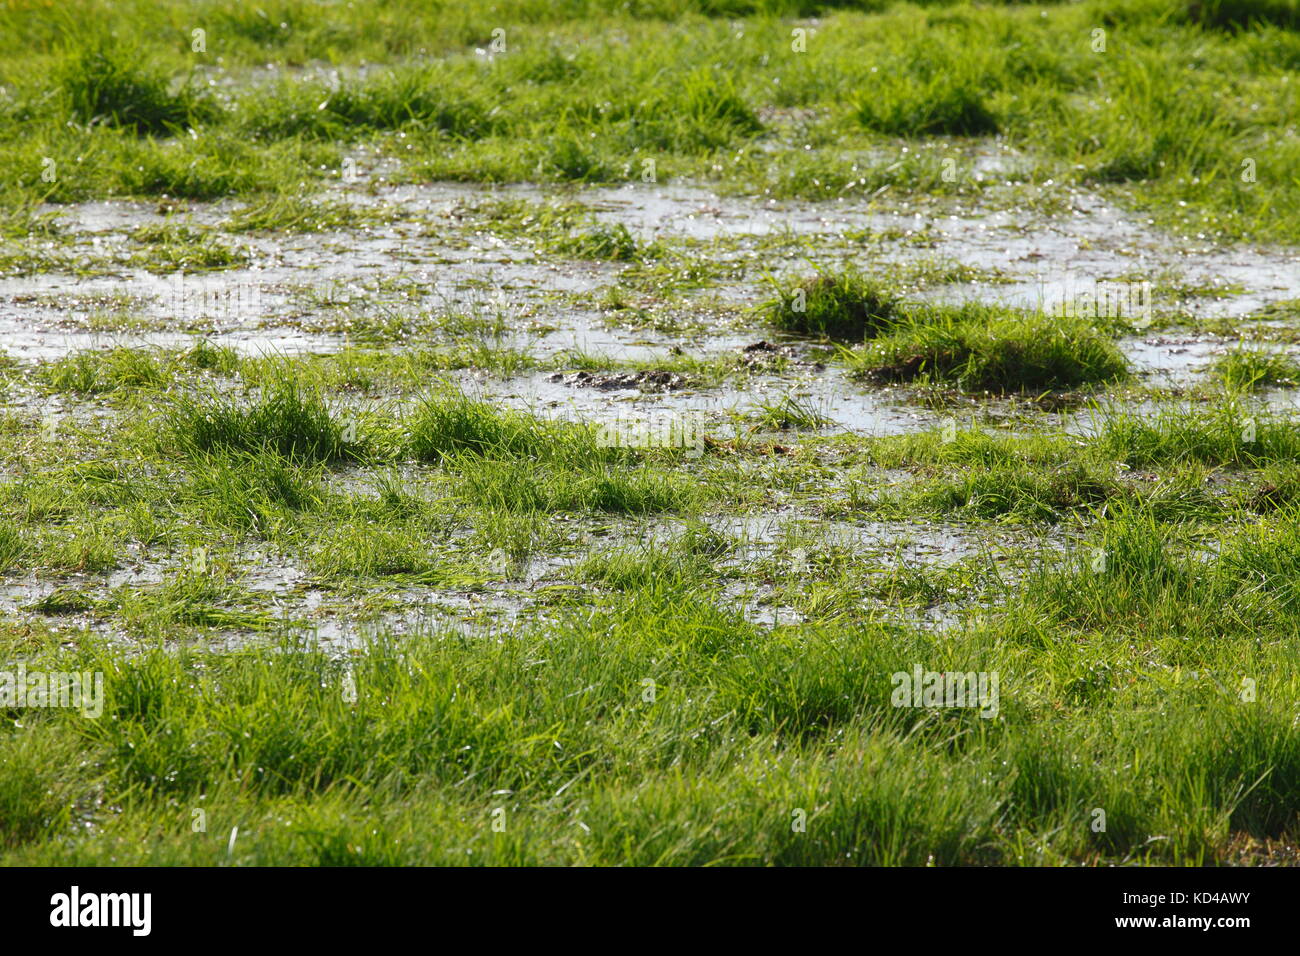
top-left (3, 0), bottom-right (1300, 869)
top-left (1212, 346), bottom-right (1300, 391)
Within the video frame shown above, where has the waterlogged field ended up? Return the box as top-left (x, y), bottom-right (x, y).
top-left (2, 0), bottom-right (1300, 867)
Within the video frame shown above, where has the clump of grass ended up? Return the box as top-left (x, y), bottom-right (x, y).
top-left (323, 66), bottom-right (498, 139)
top-left (402, 393), bottom-right (697, 514)
top-left (627, 66), bottom-right (763, 152)
top-left (855, 41), bottom-right (1000, 137)
top-left (184, 451), bottom-right (325, 534)
top-left (854, 304), bottom-right (1129, 391)
top-left (57, 42), bottom-right (215, 135)
top-left (39, 348), bottom-right (168, 395)
top-left (872, 462), bottom-right (1119, 523)
top-left (0, 524), bottom-right (24, 574)
top-left (129, 221), bottom-right (248, 272)
top-left (457, 197), bottom-right (659, 261)
top-left (112, 568), bottom-right (282, 636)
top-left (457, 459), bottom-right (686, 514)
top-left (748, 394), bottom-right (833, 431)
top-left (547, 223), bottom-right (657, 262)
top-left (404, 391), bottom-right (566, 462)
top-left (237, 66), bottom-right (498, 142)
top-left (30, 520), bottom-right (121, 575)
top-left (1100, 404), bottom-right (1300, 467)
top-left (1212, 347), bottom-right (1300, 391)
top-left (764, 269), bottom-right (902, 341)
top-left (863, 427), bottom-right (1074, 469)
top-left (37, 344), bottom-right (239, 396)
top-left (224, 194), bottom-right (380, 234)
top-left (310, 521), bottom-right (463, 584)
top-left (574, 524), bottom-right (731, 590)
top-left (170, 380), bottom-right (358, 463)
top-left (183, 339), bottom-right (242, 375)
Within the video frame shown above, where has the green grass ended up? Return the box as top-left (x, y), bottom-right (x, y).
top-left (0, 524), bottom-right (24, 574)
top-left (452, 197), bottom-right (664, 261)
top-left (1099, 404), bottom-right (1300, 467)
top-left (168, 378), bottom-right (363, 463)
top-left (747, 393), bottom-right (834, 431)
top-left (4, 560), bottom-right (1300, 863)
top-left (6, 1), bottom-right (1300, 869)
top-left (182, 450), bottom-right (326, 535)
top-left (0, 1), bottom-right (1298, 239)
top-left (403, 391), bottom-right (564, 462)
top-left (56, 40), bottom-right (217, 136)
top-left (39, 347), bottom-right (171, 395)
top-left (1212, 346), bottom-right (1300, 390)
top-left (224, 194), bottom-right (389, 234)
top-left (854, 37), bottom-right (1001, 137)
top-left (763, 268), bottom-right (903, 341)
top-left (4, 351), bottom-right (1300, 863)
top-left (868, 462), bottom-right (1120, 523)
top-left (851, 303), bottom-right (1130, 391)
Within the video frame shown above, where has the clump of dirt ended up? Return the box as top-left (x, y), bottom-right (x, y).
top-left (1218, 832), bottom-right (1300, 867)
top-left (739, 340), bottom-right (795, 366)
top-left (738, 340), bottom-right (825, 371)
top-left (860, 353), bottom-right (929, 384)
top-left (548, 369), bottom-right (688, 391)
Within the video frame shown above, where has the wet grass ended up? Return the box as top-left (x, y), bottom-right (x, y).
top-left (1, 1), bottom-right (1298, 239)
top-left (851, 303), bottom-right (1130, 391)
top-left (4, 357), bottom-right (1300, 863)
top-left (1099, 403), bottom-right (1300, 467)
top-left (129, 221), bottom-right (250, 272)
top-left (57, 40), bottom-right (217, 136)
top-left (224, 194), bottom-right (391, 234)
top-left (403, 391), bottom-right (567, 463)
top-left (453, 197), bottom-right (665, 262)
top-left (1211, 346), bottom-right (1300, 391)
top-left (5, 1), bottom-right (1300, 868)
top-left (763, 268), bottom-right (903, 341)
top-left (38, 347), bottom-right (171, 395)
top-left (168, 379), bottom-right (363, 463)
top-left (4, 544), bottom-right (1300, 864)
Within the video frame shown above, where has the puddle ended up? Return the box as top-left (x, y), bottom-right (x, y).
top-left (5, 181), bottom-right (1297, 370)
top-left (5, 177), bottom-right (1300, 648)
top-left (1123, 335), bottom-right (1231, 388)
top-left (467, 366), bottom-right (934, 437)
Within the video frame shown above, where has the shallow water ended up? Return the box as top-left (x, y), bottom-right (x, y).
top-left (6, 180), bottom-right (1298, 379)
top-left (5, 176), bottom-right (1300, 646)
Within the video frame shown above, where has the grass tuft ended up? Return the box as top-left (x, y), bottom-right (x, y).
top-left (1212, 347), bottom-right (1300, 391)
top-left (853, 304), bottom-right (1129, 391)
top-left (764, 269), bottom-right (902, 341)
top-left (169, 379), bottom-right (359, 463)
top-left (58, 41), bottom-right (215, 135)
